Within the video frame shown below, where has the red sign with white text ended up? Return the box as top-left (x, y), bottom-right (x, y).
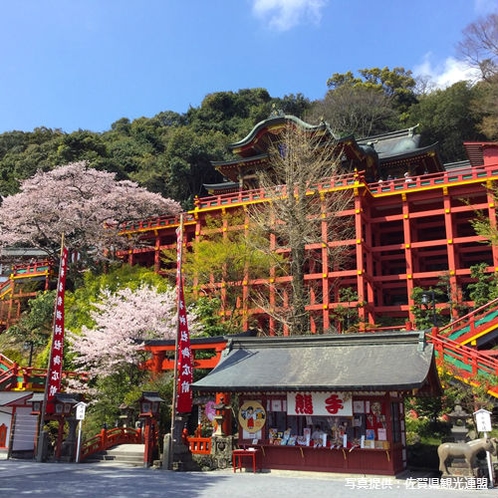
top-left (45, 247), bottom-right (68, 414)
top-left (175, 227), bottom-right (192, 413)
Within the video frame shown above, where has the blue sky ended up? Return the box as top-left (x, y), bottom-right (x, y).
top-left (0, 0), bottom-right (496, 134)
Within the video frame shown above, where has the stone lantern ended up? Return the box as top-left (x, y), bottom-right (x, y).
top-left (139, 391), bottom-right (164, 467)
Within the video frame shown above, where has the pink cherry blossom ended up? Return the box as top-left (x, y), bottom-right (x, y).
top-left (68, 284), bottom-right (201, 379)
top-left (0, 161), bottom-right (181, 260)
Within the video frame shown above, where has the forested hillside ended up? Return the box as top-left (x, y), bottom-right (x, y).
top-left (0, 64), bottom-right (496, 208)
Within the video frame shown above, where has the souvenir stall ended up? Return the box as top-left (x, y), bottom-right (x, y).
top-left (193, 332), bottom-right (442, 475)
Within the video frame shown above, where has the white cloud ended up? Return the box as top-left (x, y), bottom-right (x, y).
top-left (251, 0), bottom-right (327, 32)
top-left (474, 0), bottom-right (498, 16)
top-left (413, 54), bottom-right (482, 89)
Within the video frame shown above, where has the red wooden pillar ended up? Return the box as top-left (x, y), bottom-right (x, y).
top-left (216, 392), bottom-right (232, 436)
top-left (402, 192), bottom-right (415, 323)
top-left (443, 186), bottom-right (459, 320)
top-left (143, 418), bottom-right (153, 467)
top-left (269, 229), bottom-right (277, 336)
top-left (319, 192), bottom-right (331, 331)
top-left (0, 423), bottom-right (7, 448)
top-left (361, 192), bottom-right (375, 326)
top-left (353, 185), bottom-right (366, 326)
top-left (486, 180), bottom-right (498, 269)
top-left (151, 350), bottom-right (165, 376)
top-left (154, 234), bottom-right (161, 274)
top-left (44, 266), bottom-right (51, 291)
top-left (7, 277), bottom-right (14, 323)
top-left (100, 425), bottom-right (107, 447)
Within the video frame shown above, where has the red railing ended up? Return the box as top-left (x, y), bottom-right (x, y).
top-left (117, 171), bottom-right (362, 235)
top-left (0, 280), bottom-right (12, 299)
top-left (79, 426), bottom-right (143, 462)
top-left (187, 436), bottom-right (212, 455)
top-left (0, 352), bottom-right (87, 392)
top-left (0, 352), bottom-right (15, 370)
top-left (78, 427), bottom-right (211, 462)
top-left (437, 297), bottom-right (498, 344)
top-left (11, 260), bottom-right (52, 277)
top-left (116, 165), bottom-right (498, 238)
top-left (363, 322), bottom-right (498, 396)
top-left (119, 213), bottom-right (194, 234)
top-left (426, 331), bottom-right (498, 396)
top-left (196, 171), bottom-right (360, 210)
top-left (428, 331), bottom-right (498, 377)
top-left (368, 164), bottom-right (498, 195)
top-left (0, 353), bottom-right (17, 390)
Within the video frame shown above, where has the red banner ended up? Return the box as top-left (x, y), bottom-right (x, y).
top-left (45, 246), bottom-right (68, 414)
top-left (175, 225), bottom-right (193, 413)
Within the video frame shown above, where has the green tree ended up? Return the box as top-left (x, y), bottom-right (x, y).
top-left (274, 93), bottom-right (312, 119)
top-left (163, 127), bottom-right (228, 208)
top-left (0, 128), bottom-right (64, 195)
top-left (467, 263), bottom-right (498, 308)
top-left (471, 200), bottom-right (498, 257)
top-left (193, 296), bottom-right (231, 337)
top-left (65, 264), bottom-right (170, 333)
top-left (407, 81), bottom-right (485, 162)
top-left (471, 75), bottom-right (498, 141)
top-left (163, 213), bottom-right (276, 332)
top-left (410, 287), bottom-right (445, 330)
top-left (309, 67), bottom-right (417, 137)
top-left (187, 88), bottom-right (273, 136)
top-left (54, 130), bottom-right (108, 166)
top-left (330, 287), bottom-right (360, 333)
top-left (6, 290), bottom-right (57, 367)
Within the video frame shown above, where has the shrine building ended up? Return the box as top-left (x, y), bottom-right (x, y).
top-left (193, 331), bottom-right (442, 475)
top-left (117, 114), bottom-right (498, 336)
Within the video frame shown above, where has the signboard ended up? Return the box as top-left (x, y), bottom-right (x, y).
top-left (473, 408), bottom-right (494, 487)
top-left (75, 402), bottom-right (87, 421)
top-left (238, 401), bottom-right (266, 433)
top-left (474, 409), bottom-right (492, 433)
top-left (287, 392), bottom-right (352, 416)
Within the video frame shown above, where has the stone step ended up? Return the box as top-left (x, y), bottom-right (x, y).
top-left (85, 444), bottom-right (145, 466)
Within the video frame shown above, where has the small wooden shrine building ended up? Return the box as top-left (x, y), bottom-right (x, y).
top-left (193, 331), bottom-right (442, 475)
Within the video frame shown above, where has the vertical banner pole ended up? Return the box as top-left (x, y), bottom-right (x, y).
top-left (168, 214), bottom-right (184, 469)
top-left (36, 236), bottom-right (67, 462)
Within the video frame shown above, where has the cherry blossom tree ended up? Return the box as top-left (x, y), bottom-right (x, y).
top-left (0, 161), bottom-right (181, 264)
top-left (68, 284), bottom-right (201, 379)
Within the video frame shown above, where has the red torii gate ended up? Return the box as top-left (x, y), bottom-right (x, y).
top-left (141, 332), bottom-right (257, 435)
top-left (141, 335), bottom-right (229, 374)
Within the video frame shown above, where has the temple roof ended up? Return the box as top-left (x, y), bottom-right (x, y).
top-left (229, 114), bottom-right (336, 157)
top-left (0, 391), bottom-right (32, 407)
top-left (206, 115), bottom-right (445, 194)
top-left (377, 143), bottom-right (442, 176)
top-left (357, 126), bottom-right (421, 158)
top-left (192, 332), bottom-right (442, 395)
top-left (203, 181), bottom-right (240, 195)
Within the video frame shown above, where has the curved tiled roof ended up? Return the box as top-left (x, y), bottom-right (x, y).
top-left (229, 114), bottom-right (336, 151)
top-left (193, 332), bottom-right (441, 395)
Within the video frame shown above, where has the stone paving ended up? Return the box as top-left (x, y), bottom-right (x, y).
top-left (1, 451), bottom-right (497, 497)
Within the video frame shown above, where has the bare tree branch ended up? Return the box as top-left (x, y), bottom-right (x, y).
top-left (246, 125), bottom-right (355, 335)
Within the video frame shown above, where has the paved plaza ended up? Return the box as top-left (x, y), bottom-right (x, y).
top-left (0, 455), bottom-right (497, 498)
